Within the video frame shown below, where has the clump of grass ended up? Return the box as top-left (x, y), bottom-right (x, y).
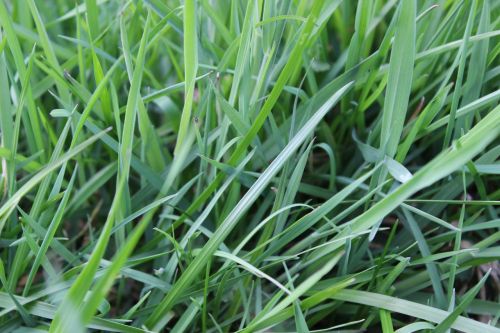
top-left (0, 0), bottom-right (499, 332)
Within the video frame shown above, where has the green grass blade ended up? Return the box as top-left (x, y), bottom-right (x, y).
top-left (173, 0), bottom-right (198, 156)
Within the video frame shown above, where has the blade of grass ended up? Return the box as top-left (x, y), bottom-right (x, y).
top-left (173, 0), bottom-right (198, 156)
top-left (22, 167), bottom-right (78, 295)
top-left (332, 289), bottom-right (499, 333)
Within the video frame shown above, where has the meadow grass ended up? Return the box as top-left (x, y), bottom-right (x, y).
top-left (0, 0), bottom-right (499, 332)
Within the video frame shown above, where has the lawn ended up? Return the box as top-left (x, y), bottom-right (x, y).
top-left (0, 0), bottom-right (499, 332)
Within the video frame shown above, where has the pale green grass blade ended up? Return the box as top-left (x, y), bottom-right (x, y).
top-left (78, 193), bottom-right (177, 326)
top-left (319, 104), bottom-right (500, 262)
top-left (171, 298), bottom-right (202, 333)
top-left (0, 292), bottom-right (148, 333)
top-left (173, 0), bottom-right (198, 156)
top-left (247, 278), bottom-right (356, 331)
top-left (442, 0), bottom-right (477, 148)
top-left (461, 0), bottom-right (490, 113)
top-left (48, 176), bottom-right (127, 333)
top-left (214, 251), bottom-right (290, 295)
top-left (119, 11), bottom-right (150, 182)
top-left (22, 167), bottom-right (78, 295)
top-left (227, 0), bottom-right (257, 106)
top-left (332, 289), bottom-right (500, 333)
top-left (395, 322), bottom-right (435, 333)
top-left (244, 252), bottom-right (344, 332)
top-left (27, 0), bottom-right (71, 105)
top-left (379, 0), bottom-right (416, 158)
top-left (434, 271), bottom-right (491, 333)
top-left (380, 309), bottom-right (394, 333)
top-left (0, 1), bottom-right (44, 155)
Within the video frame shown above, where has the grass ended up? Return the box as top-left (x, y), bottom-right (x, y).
top-left (0, 0), bottom-right (499, 332)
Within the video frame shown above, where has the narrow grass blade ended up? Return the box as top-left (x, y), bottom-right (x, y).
top-left (173, 0), bottom-right (198, 156)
